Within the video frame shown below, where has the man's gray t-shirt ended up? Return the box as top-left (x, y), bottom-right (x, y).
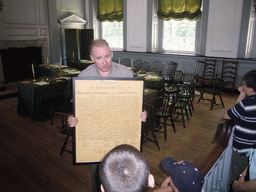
top-left (78, 62), bottom-right (133, 78)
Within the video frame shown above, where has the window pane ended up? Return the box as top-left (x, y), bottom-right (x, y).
top-left (163, 20), bottom-right (196, 52)
top-left (102, 21), bottom-right (123, 49)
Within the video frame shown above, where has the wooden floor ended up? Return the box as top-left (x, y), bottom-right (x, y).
top-left (0, 83), bottom-right (237, 192)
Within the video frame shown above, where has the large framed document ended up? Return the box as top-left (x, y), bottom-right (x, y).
top-left (73, 77), bottom-right (144, 164)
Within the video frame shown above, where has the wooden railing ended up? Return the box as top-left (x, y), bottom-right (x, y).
top-left (193, 120), bottom-right (235, 191)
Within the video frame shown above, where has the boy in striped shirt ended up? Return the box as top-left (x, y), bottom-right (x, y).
top-left (223, 70), bottom-right (256, 186)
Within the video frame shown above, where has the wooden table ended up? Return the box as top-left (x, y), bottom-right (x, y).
top-left (17, 77), bottom-right (72, 120)
top-left (34, 64), bottom-right (81, 79)
top-left (135, 72), bottom-right (164, 92)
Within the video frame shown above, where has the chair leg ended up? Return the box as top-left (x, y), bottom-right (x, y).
top-left (181, 112), bottom-right (185, 128)
top-left (211, 92), bottom-right (218, 110)
top-left (151, 130), bottom-right (160, 150)
top-left (197, 89), bottom-right (205, 103)
top-left (187, 104), bottom-right (192, 116)
top-left (59, 135), bottom-right (70, 156)
top-left (185, 107), bottom-right (189, 120)
top-left (170, 116), bottom-right (176, 133)
top-left (219, 94), bottom-right (225, 108)
top-left (164, 117), bottom-right (167, 142)
top-left (190, 99), bottom-right (194, 111)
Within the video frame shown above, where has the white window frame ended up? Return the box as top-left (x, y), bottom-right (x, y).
top-left (101, 21), bottom-right (124, 50)
top-left (151, 0), bottom-right (202, 54)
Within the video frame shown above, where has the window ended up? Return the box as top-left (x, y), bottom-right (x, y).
top-left (163, 20), bottom-right (197, 53)
top-left (102, 21), bottom-right (123, 49)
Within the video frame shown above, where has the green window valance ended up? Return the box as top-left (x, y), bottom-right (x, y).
top-left (97, 0), bottom-right (123, 22)
top-left (157, 0), bottom-right (202, 21)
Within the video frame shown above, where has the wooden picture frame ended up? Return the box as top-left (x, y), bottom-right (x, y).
top-left (72, 77), bottom-right (144, 164)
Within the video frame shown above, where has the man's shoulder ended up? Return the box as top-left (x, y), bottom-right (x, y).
top-left (78, 64), bottom-right (96, 77)
top-left (111, 62), bottom-right (133, 78)
top-left (112, 62), bottom-right (132, 72)
top-left (112, 62), bottom-right (129, 69)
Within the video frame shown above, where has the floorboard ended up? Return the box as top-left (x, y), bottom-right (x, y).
top-left (0, 84), bottom-right (237, 191)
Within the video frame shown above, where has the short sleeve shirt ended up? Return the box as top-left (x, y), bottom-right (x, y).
top-left (227, 95), bottom-right (256, 155)
top-left (78, 62), bottom-right (133, 78)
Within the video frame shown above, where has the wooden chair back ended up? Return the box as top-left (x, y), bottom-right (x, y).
top-left (148, 61), bottom-right (164, 76)
top-left (133, 60), bottom-right (143, 73)
top-left (143, 97), bottom-right (164, 150)
top-left (166, 61), bottom-right (178, 78)
top-left (204, 59), bottom-right (216, 81)
top-left (194, 60), bottom-right (206, 77)
top-left (120, 58), bottom-right (131, 67)
top-left (221, 60), bottom-right (238, 96)
top-left (141, 61), bottom-right (151, 72)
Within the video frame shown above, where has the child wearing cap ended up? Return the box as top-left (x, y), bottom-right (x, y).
top-left (154, 157), bottom-right (204, 192)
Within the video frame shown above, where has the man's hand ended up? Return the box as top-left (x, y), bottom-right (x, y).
top-left (67, 115), bottom-right (79, 127)
top-left (139, 110), bottom-right (147, 122)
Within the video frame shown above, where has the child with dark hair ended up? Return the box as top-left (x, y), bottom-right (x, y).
top-left (222, 70), bottom-right (256, 185)
top-left (99, 144), bottom-right (155, 192)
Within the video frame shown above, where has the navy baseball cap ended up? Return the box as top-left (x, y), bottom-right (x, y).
top-left (162, 157), bottom-right (204, 192)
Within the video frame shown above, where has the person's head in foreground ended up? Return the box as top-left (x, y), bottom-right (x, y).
top-left (242, 70), bottom-right (256, 94)
top-left (162, 157), bottom-right (204, 192)
top-left (89, 39), bottom-right (113, 74)
top-left (99, 144), bottom-right (155, 192)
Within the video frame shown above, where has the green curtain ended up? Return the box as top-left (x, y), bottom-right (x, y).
top-left (157, 0), bottom-right (202, 21)
top-left (97, 0), bottom-right (123, 22)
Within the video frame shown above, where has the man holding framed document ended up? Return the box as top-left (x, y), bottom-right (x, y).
top-left (68, 39), bottom-right (147, 126)
top-left (67, 39), bottom-right (147, 192)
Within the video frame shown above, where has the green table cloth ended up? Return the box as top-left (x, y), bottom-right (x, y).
top-left (17, 77), bottom-right (72, 120)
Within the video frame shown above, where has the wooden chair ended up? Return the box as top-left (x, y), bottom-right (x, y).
top-left (194, 60), bottom-right (206, 77)
top-left (204, 59), bottom-right (216, 81)
top-left (36, 78), bottom-right (68, 125)
top-left (155, 88), bottom-right (179, 141)
top-left (142, 97), bottom-right (163, 150)
top-left (173, 71), bottom-right (184, 85)
top-left (133, 59), bottom-right (143, 73)
top-left (120, 58), bottom-right (131, 67)
top-left (57, 112), bottom-right (73, 156)
top-left (183, 73), bottom-right (201, 102)
top-left (178, 76), bottom-right (198, 114)
top-left (197, 59), bottom-right (217, 102)
top-left (164, 61), bottom-right (178, 78)
top-left (141, 61), bottom-right (151, 72)
top-left (162, 62), bottom-right (178, 88)
top-left (174, 85), bottom-right (191, 128)
top-left (198, 78), bottom-right (226, 110)
top-left (220, 60), bottom-right (238, 97)
top-left (148, 61), bottom-right (164, 76)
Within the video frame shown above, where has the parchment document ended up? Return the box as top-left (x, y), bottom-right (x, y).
top-left (74, 79), bottom-right (144, 163)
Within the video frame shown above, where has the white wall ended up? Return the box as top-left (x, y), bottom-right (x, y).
top-left (205, 0), bottom-right (243, 58)
top-left (0, 0), bottom-right (48, 41)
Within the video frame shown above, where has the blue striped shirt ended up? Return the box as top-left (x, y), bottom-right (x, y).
top-left (228, 95), bottom-right (256, 155)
